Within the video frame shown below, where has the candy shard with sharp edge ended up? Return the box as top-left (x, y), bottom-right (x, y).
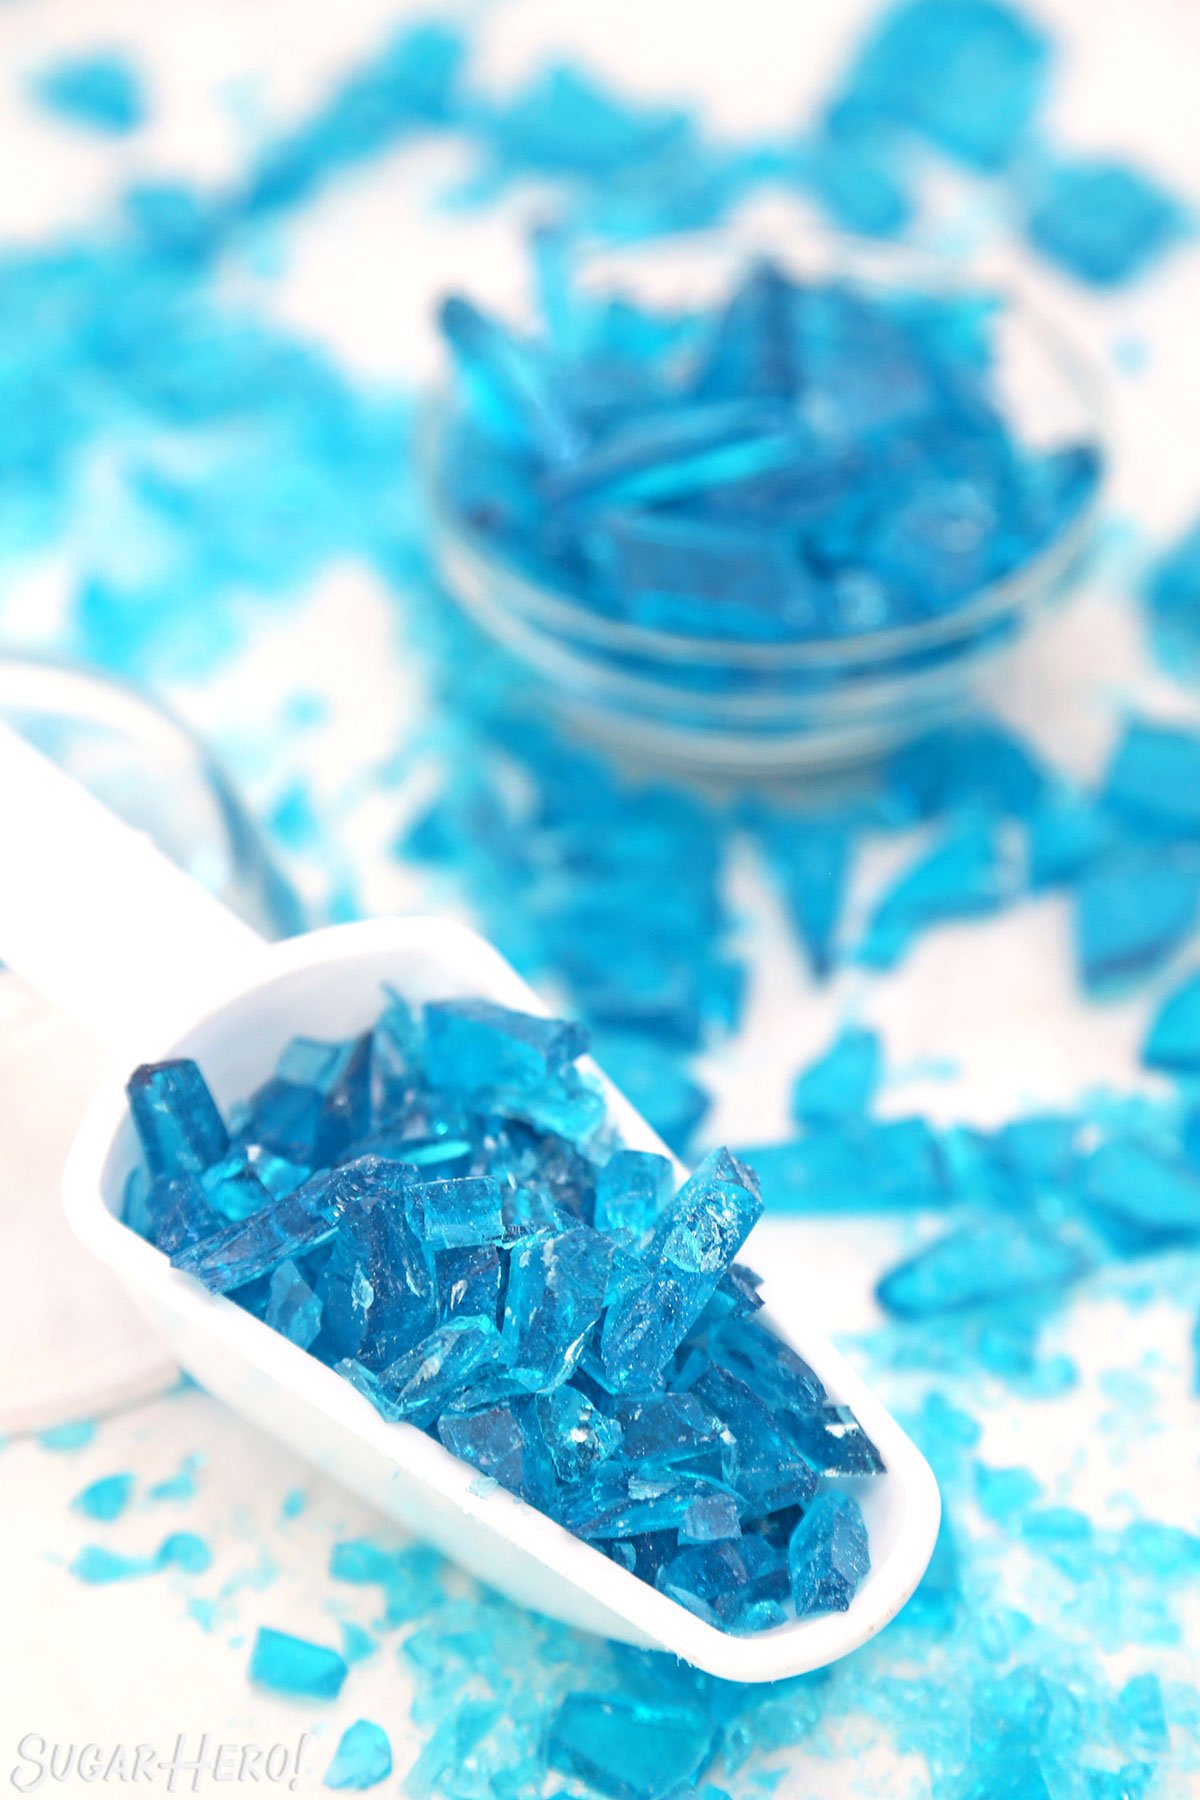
top-left (1143, 969), bottom-right (1200, 1074)
top-left (792, 1025), bottom-right (882, 1124)
top-left (1025, 157), bottom-right (1183, 287)
top-left (127, 1059), bottom-right (229, 1179)
top-left (1075, 853), bottom-right (1200, 992)
top-left (876, 1219), bottom-right (1088, 1317)
top-left (788, 1490), bottom-right (870, 1616)
top-left (323, 1718), bottom-right (393, 1790)
top-left (546, 1693), bottom-right (718, 1800)
top-left (126, 995), bottom-right (881, 1632)
top-left (599, 1148), bottom-right (762, 1392)
top-left (248, 1626), bottom-right (348, 1700)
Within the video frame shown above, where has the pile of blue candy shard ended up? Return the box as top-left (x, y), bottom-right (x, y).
top-left (123, 990), bottom-right (882, 1634)
top-left (436, 249), bottom-right (1101, 646)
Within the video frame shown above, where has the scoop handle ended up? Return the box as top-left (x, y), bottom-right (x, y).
top-left (0, 721), bottom-right (270, 1064)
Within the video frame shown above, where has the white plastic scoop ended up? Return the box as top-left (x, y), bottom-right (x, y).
top-left (0, 720), bottom-right (939, 1682)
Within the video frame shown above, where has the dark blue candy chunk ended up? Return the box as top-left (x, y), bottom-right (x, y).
top-left (239, 1077), bottom-right (325, 1166)
top-left (616, 1393), bottom-right (724, 1472)
top-left (831, 0), bottom-right (1049, 171)
top-left (558, 1466), bottom-right (741, 1541)
top-left (877, 1219), bottom-right (1087, 1317)
top-left (692, 1364), bottom-right (819, 1516)
top-left (127, 1060), bottom-right (229, 1179)
top-left (593, 1148), bottom-right (672, 1239)
top-left (502, 1226), bottom-right (614, 1390)
top-left (536, 1387), bottom-right (622, 1484)
top-left (600, 1148), bottom-right (762, 1393)
top-left (788, 1491), bottom-right (870, 1616)
top-left (1025, 158), bottom-right (1183, 287)
top-left (546, 1693), bottom-right (718, 1800)
top-left (144, 1172), bottom-right (224, 1257)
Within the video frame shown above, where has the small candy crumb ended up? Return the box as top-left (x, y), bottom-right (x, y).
top-left (71, 1472), bottom-right (134, 1523)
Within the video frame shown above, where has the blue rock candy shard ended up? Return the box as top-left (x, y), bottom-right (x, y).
top-left (831, 0), bottom-right (1049, 171)
top-left (72, 1472), bottom-right (135, 1522)
top-left (784, 1402), bottom-right (886, 1475)
top-left (679, 1490), bottom-right (742, 1543)
top-left (33, 52), bottom-right (147, 136)
top-left (144, 1172), bottom-right (225, 1256)
top-left (859, 815), bottom-right (1009, 969)
top-left (616, 1393), bottom-right (724, 1469)
top-left (558, 1467), bottom-right (741, 1541)
top-left (692, 1364), bottom-right (819, 1515)
top-left (692, 261), bottom-right (803, 402)
top-left (546, 1693), bottom-right (718, 1800)
top-left (1103, 720), bottom-right (1200, 840)
top-left (324, 1719), bottom-right (392, 1790)
top-left (1075, 853), bottom-right (1200, 991)
top-left (440, 295), bottom-right (584, 465)
top-left (600, 1148), bottom-right (762, 1392)
top-left (1147, 516), bottom-right (1200, 673)
top-left (753, 813), bottom-right (854, 979)
top-left (348, 1316), bottom-right (507, 1426)
top-left (788, 1490), bottom-right (870, 1616)
top-left (876, 1219), bottom-right (1087, 1317)
top-left (1026, 158), bottom-right (1183, 287)
top-left (585, 508), bottom-right (819, 640)
top-left (1083, 1141), bottom-right (1200, 1245)
top-left (170, 1163), bottom-right (351, 1290)
top-left (543, 401), bottom-right (801, 512)
top-left (240, 1077), bottom-right (325, 1166)
top-left (264, 1259), bottom-right (322, 1348)
top-left (438, 1402), bottom-right (541, 1499)
top-left (704, 1314), bottom-right (827, 1415)
top-left (248, 1626), bottom-right (348, 1700)
top-left (792, 1025), bottom-right (882, 1123)
top-left (537, 1387), bottom-right (622, 1483)
top-left (199, 1147), bottom-right (271, 1222)
top-left (406, 1175), bottom-right (504, 1249)
top-left (1143, 970), bottom-right (1200, 1073)
top-left (315, 1169), bottom-right (435, 1368)
top-left (127, 1060), bottom-right (229, 1179)
top-left (502, 1225), bottom-right (614, 1389)
top-left (594, 1148), bottom-right (672, 1239)
top-left (434, 1244), bottom-right (502, 1323)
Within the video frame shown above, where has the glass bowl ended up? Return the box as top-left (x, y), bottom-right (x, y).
top-left (420, 231), bottom-right (1108, 775)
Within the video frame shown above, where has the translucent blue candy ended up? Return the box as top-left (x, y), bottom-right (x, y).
top-left (126, 994), bottom-right (880, 1632)
top-left (859, 816), bottom-right (1008, 970)
top-left (1026, 158), bottom-right (1184, 287)
top-left (1146, 517), bottom-right (1200, 674)
top-left (33, 53), bottom-right (147, 136)
top-left (788, 1490), bottom-right (870, 1616)
top-left (1143, 970), bottom-right (1200, 1074)
top-left (600, 1149), bottom-right (762, 1392)
top-left (247, 1626), bottom-right (348, 1700)
top-left (1075, 854), bottom-right (1200, 992)
top-left (127, 1060), bottom-right (229, 1180)
top-left (264, 1260), bottom-right (322, 1348)
top-left (71, 1472), bottom-right (134, 1522)
top-left (877, 1220), bottom-right (1087, 1317)
top-left (792, 1026), bottom-right (882, 1124)
top-left (439, 295), bottom-right (584, 466)
top-left (593, 1148), bottom-right (672, 1239)
top-left (752, 813), bottom-right (854, 979)
top-left (830, 0), bottom-right (1049, 171)
top-left (1083, 1141), bottom-right (1200, 1246)
top-left (742, 1115), bottom-right (949, 1215)
top-left (536, 1387), bottom-right (622, 1484)
top-left (323, 1719), bottom-right (393, 1791)
top-left (546, 1694), bottom-right (717, 1800)
top-left (439, 250), bottom-right (1100, 650)
top-left (1103, 720), bottom-right (1200, 840)
top-left (503, 1227), bottom-right (614, 1390)
top-left (170, 1167), bottom-right (346, 1291)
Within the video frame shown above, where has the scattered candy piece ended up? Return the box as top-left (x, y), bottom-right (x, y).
top-left (248, 1626), bottom-right (348, 1700)
top-left (32, 52), bottom-right (147, 136)
top-left (787, 1490), bottom-right (871, 1616)
top-left (1026, 158), bottom-right (1184, 287)
top-left (324, 1719), bottom-right (393, 1790)
top-left (71, 1472), bottom-right (134, 1522)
